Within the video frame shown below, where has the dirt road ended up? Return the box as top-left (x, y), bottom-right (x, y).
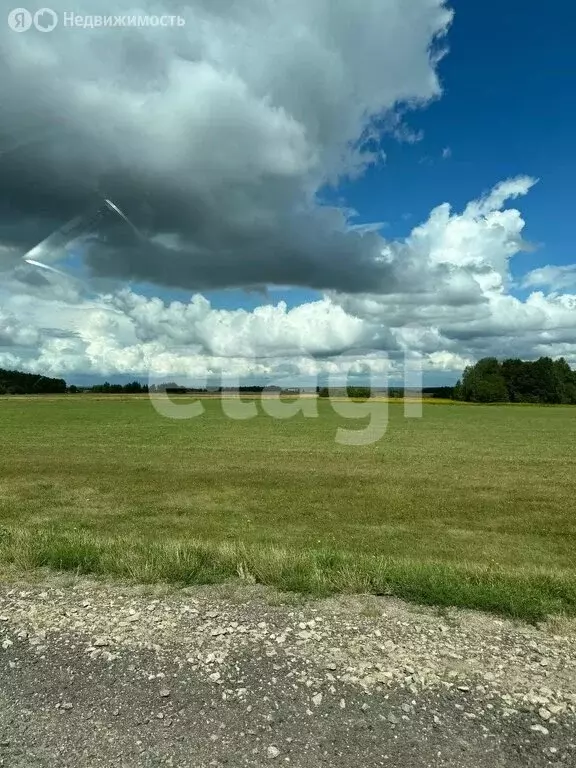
top-left (0, 580), bottom-right (574, 766)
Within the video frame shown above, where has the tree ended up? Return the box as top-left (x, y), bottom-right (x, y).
top-left (422, 386), bottom-right (455, 399)
top-left (502, 359), bottom-right (523, 401)
top-left (460, 358), bottom-right (509, 403)
top-left (123, 381), bottom-right (145, 393)
top-left (473, 375), bottom-right (509, 403)
top-left (553, 358), bottom-right (576, 404)
top-left (346, 386), bottom-right (372, 399)
top-left (531, 357), bottom-right (562, 404)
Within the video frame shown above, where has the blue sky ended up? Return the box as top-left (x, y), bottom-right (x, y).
top-left (175, 0), bottom-right (574, 312)
top-left (341, 0), bottom-right (574, 274)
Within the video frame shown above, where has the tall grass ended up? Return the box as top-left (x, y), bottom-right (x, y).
top-left (1, 527), bottom-right (575, 621)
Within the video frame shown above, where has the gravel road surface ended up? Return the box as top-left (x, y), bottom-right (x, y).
top-left (0, 579), bottom-right (574, 767)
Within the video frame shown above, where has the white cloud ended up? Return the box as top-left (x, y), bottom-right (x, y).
top-left (0, 309), bottom-right (39, 348)
top-left (4, 177), bottom-right (576, 381)
top-left (522, 264), bottom-right (576, 291)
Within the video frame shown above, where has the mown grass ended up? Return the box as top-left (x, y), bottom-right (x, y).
top-left (1, 396), bottom-right (575, 620)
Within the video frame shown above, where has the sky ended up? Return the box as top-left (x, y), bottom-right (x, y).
top-left (1, 0), bottom-right (575, 386)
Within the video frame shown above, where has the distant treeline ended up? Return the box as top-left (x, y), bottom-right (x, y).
top-left (89, 381), bottom-right (149, 394)
top-left (89, 383), bottom-right (289, 394)
top-left (3, 359), bottom-right (576, 404)
top-left (0, 368), bottom-right (66, 395)
top-left (315, 361), bottom-right (576, 404)
top-left (157, 385), bottom-right (282, 395)
top-left (318, 386), bottom-right (453, 399)
top-left (454, 357), bottom-right (576, 404)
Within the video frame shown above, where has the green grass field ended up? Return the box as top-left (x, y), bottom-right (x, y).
top-left (1, 395), bottom-right (575, 620)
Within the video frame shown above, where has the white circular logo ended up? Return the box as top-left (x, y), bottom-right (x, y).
top-left (7, 7), bottom-right (32, 31)
top-left (33, 7), bottom-right (58, 32)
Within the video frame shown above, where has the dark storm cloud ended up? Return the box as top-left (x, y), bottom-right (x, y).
top-left (0, 0), bottom-right (452, 292)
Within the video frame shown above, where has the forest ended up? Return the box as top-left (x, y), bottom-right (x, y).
top-left (0, 368), bottom-right (66, 395)
top-left (454, 357), bottom-right (576, 404)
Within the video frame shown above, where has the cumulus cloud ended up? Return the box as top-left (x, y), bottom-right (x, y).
top-left (4, 174), bottom-right (576, 382)
top-left (0, 309), bottom-right (39, 348)
top-left (1, 0), bottom-right (453, 293)
top-left (522, 265), bottom-right (576, 291)
top-left (334, 176), bottom-right (537, 318)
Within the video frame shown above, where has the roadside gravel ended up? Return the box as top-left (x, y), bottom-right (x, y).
top-left (0, 579), bottom-right (574, 766)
